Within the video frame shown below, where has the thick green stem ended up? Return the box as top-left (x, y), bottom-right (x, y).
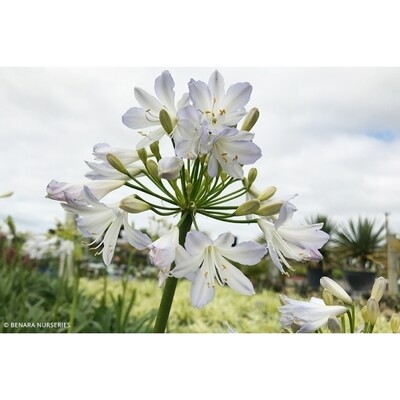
top-left (153, 213), bottom-right (193, 333)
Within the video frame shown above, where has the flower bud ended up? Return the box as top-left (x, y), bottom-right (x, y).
top-left (106, 153), bottom-right (131, 177)
top-left (247, 168), bottom-right (258, 188)
top-left (256, 201), bottom-right (283, 217)
top-left (390, 313), bottom-right (400, 333)
top-left (158, 157), bottom-right (184, 180)
top-left (150, 141), bottom-right (161, 161)
top-left (361, 306), bottom-right (369, 323)
top-left (240, 107), bottom-right (259, 132)
top-left (257, 186), bottom-right (277, 202)
top-left (186, 182), bottom-right (193, 196)
top-left (0, 191), bottom-right (13, 199)
top-left (366, 298), bottom-right (379, 326)
top-left (119, 195), bottom-right (151, 213)
top-left (322, 289), bottom-right (334, 306)
top-left (234, 199), bottom-right (261, 216)
top-left (137, 148), bottom-right (148, 165)
top-left (320, 276), bottom-right (353, 305)
top-left (159, 109), bottom-right (174, 134)
top-left (328, 316), bottom-right (341, 333)
top-left (370, 277), bottom-right (386, 302)
top-left (146, 159), bottom-right (160, 181)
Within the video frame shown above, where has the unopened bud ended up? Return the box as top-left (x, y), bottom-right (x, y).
top-left (361, 306), bottom-right (369, 323)
top-left (320, 276), bottom-right (353, 305)
top-left (186, 182), bottom-right (193, 196)
top-left (119, 195), bottom-right (151, 213)
top-left (0, 191), bottom-right (13, 199)
top-left (106, 153), bottom-right (130, 177)
top-left (240, 107), bottom-right (259, 132)
top-left (366, 298), bottom-right (379, 326)
top-left (146, 159), bottom-right (160, 181)
top-left (137, 148), bottom-right (148, 165)
top-left (370, 277), bottom-right (386, 302)
top-left (257, 186), bottom-right (277, 202)
top-left (234, 199), bottom-right (261, 216)
top-left (328, 316), bottom-right (341, 333)
top-left (159, 109), bottom-right (174, 134)
top-left (158, 157), bottom-right (183, 180)
top-left (256, 201), bottom-right (283, 217)
top-left (390, 313), bottom-right (400, 333)
top-left (247, 168), bottom-right (258, 188)
top-left (322, 289), bottom-right (334, 306)
top-left (150, 141), bottom-right (161, 161)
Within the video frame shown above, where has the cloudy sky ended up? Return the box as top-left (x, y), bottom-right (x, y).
top-left (0, 67), bottom-right (399, 240)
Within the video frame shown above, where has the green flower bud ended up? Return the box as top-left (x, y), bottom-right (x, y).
top-left (159, 109), bottom-right (174, 135)
top-left (247, 168), bottom-right (258, 188)
top-left (240, 107), bottom-right (259, 132)
top-left (320, 276), bottom-right (353, 305)
top-left (234, 199), bottom-right (261, 216)
top-left (150, 141), bottom-right (161, 161)
top-left (146, 159), bottom-right (160, 181)
top-left (328, 316), bottom-right (341, 333)
top-left (361, 306), bottom-right (369, 323)
top-left (137, 148), bottom-right (148, 165)
top-left (322, 289), bottom-right (334, 306)
top-left (186, 182), bottom-right (193, 196)
top-left (390, 313), bottom-right (400, 333)
top-left (370, 277), bottom-right (386, 302)
top-left (256, 200), bottom-right (283, 217)
top-left (366, 298), bottom-right (379, 326)
top-left (106, 153), bottom-right (131, 177)
top-left (257, 186), bottom-right (277, 202)
top-left (119, 195), bottom-right (151, 213)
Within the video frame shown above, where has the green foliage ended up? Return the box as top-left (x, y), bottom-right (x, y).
top-left (0, 261), bottom-right (155, 333)
top-left (333, 217), bottom-right (385, 270)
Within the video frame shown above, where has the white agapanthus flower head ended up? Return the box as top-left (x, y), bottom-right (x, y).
top-left (122, 70), bottom-right (190, 149)
top-left (172, 231), bottom-right (266, 308)
top-left (279, 295), bottom-right (348, 333)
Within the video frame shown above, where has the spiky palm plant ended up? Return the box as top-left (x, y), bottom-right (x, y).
top-left (334, 217), bottom-right (385, 270)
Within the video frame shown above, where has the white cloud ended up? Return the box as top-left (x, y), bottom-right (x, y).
top-left (0, 67), bottom-right (399, 240)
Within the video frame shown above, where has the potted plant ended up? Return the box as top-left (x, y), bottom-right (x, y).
top-left (333, 217), bottom-right (385, 294)
top-left (306, 214), bottom-right (336, 289)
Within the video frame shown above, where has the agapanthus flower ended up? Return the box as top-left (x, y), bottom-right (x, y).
top-left (122, 70), bottom-right (190, 148)
top-left (61, 186), bottom-right (148, 266)
top-left (279, 295), bottom-right (348, 333)
top-left (188, 70), bottom-right (252, 130)
top-left (257, 201), bottom-right (329, 274)
top-left (172, 231), bottom-right (266, 308)
top-left (46, 179), bottom-right (124, 205)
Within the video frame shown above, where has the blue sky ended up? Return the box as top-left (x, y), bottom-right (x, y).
top-left (1, 67), bottom-right (399, 240)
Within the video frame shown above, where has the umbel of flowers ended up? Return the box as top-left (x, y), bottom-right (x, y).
top-left (47, 70), bottom-right (328, 332)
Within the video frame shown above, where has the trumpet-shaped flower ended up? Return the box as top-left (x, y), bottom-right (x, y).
top-left (122, 70), bottom-right (190, 148)
top-left (279, 295), bottom-right (348, 333)
top-left (61, 186), bottom-right (149, 266)
top-left (172, 231), bottom-right (266, 308)
top-left (92, 143), bottom-right (140, 165)
top-left (46, 179), bottom-right (124, 205)
top-left (257, 201), bottom-right (329, 274)
top-left (188, 70), bottom-right (252, 130)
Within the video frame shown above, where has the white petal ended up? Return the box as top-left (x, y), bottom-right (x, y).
top-left (136, 127), bottom-right (165, 149)
top-left (102, 213), bottom-right (124, 266)
top-left (213, 232), bottom-right (236, 248)
top-left (134, 87), bottom-right (162, 113)
top-left (177, 92), bottom-right (190, 109)
top-left (298, 317), bottom-right (328, 333)
top-left (218, 138), bottom-right (262, 165)
top-left (223, 82), bottom-right (252, 111)
top-left (154, 70), bottom-right (176, 113)
top-left (122, 107), bottom-right (157, 129)
top-left (172, 250), bottom-right (204, 278)
top-left (218, 240), bottom-right (266, 265)
top-left (208, 70), bottom-right (225, 107)
top-left (123, 220), bottom-right (152, 250)
top-left (215, 253), bottom-right (255, 295)
top-left (188, 79), bottom-right (211, 111)
top-left (190, 270), bottom-right (215, 308)
top-left (184, 231), bottom-right (211, 255)
top-left (207, 153), bottom-right (219, 177)
top-left (274, 201), bottom-right (297, 229)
